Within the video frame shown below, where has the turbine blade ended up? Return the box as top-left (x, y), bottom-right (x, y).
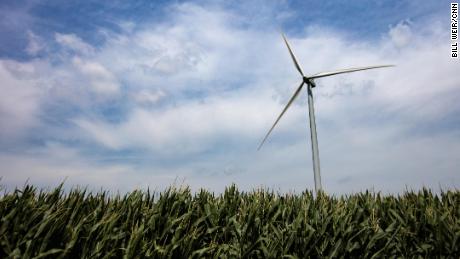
top-left (282, 33), bottom-right (305, 76)
top-left (308, 65), bottom-right (394, 79)
top-left (258, 82), bottom-right (304, 150)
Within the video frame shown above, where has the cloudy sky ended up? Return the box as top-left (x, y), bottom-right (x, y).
top-left (0, 0), bottom-right (458, 194)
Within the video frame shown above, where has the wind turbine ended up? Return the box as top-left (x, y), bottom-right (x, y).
top-left (258, 34), bottom-right (393, 193)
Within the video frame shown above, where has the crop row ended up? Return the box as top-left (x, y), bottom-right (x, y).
top-left (1, 184), bottom-right (459, 258)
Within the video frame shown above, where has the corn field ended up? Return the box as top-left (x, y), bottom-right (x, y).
top-left (1, 184), bottom-right (459, 258)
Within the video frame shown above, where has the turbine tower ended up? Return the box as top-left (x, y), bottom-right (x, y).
top-left (258, 34), bottom-right (393, 193)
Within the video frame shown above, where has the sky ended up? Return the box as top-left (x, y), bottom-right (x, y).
top-left (0, 0), bottom-right (458, 194)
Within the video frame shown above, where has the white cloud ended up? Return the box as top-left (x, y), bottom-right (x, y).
top-left (25, 30), bottom-right (46, 55)
top-left (0, 60), bottom-right (44, 139)
top-left (132, 89), bottom-right (166, 105)
top-left (75, 89), bottom-right (288, 154)
top-left (388, 20), bottom-right (413, 48)
top-left (72, 57), bottom-right (120, 94)
top-left (55, 33), bottom-right (95, 55)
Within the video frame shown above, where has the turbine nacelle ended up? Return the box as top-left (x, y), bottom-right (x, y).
top-left (303, 77), bottom-right (316, 88)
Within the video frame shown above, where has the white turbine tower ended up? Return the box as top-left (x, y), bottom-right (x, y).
top-left (258, 34), bottom-right (393, 193)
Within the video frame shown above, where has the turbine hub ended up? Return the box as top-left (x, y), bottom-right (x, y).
top-left (303, 77), bottom-right (316, 88)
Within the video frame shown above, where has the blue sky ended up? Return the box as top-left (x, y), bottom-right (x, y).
top-left (0, 0), bottom-right (458, 194)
